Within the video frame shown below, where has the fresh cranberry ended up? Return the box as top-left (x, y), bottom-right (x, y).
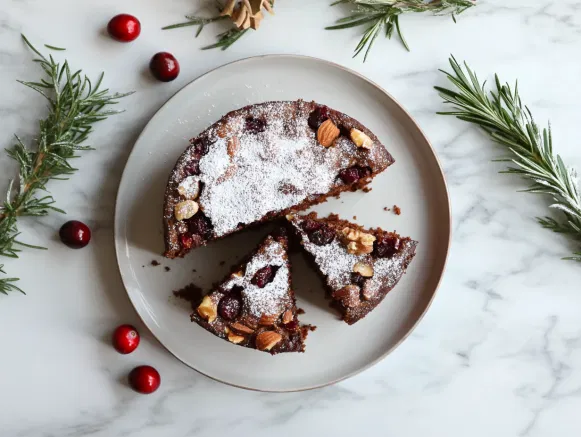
top-left (107, 14), bottom-right (141, 42)
top-left (59, 220), bottom-right (91, 249)
top-left (128, 365), bottom-right (161, 394)
top-left (251, 265), bottom-right (278, 288)
top-left (374, 235), bottom-right (400, 258)
top-left (184, 161), bottom-right (200, 176)
top-left (179, 233), bottom-right (193, 250)
top-left (308, 225), bottom-right (335, 246)
top-left (338, 166), bottom-right (371, 184)
top-left (283, 320), bottom-right (298, 331)
top-left (192, 138), bottom-right (210, 157)
top-left (301, 219), bottom-right (323, 233)
top-left (308, 106), bottom-right (330, 130)
top-left (218, 295), bottom-right (242, 320)
top-left (149, 52), bottom-right (180, 82)
top-left (112, 324), bottom-right (140, 354)
top-left (351, 272), bottom-right (366, 287)
top-left (188, 213), bottom-right (213, 238)
top-left (245, 117), bottom-right (266, 134)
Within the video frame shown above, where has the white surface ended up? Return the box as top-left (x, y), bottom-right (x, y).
top-left (115, 55), bottom-right (450, 391)
top-left (1, 0), bottom-right (580, 434)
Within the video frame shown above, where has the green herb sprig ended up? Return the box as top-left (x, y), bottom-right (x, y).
top-left (327, 0), bottom-right (475, 61)
top-left (0, 35), bottom-right (132, 295)
top-left (436, 56), bottom-right (581, 261)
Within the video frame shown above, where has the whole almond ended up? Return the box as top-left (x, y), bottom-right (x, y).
top-left (317, 119), bottom-right (340, 147)
top-left (259, 313), bottom-right (278, 326)
top-left (282, 310), bottom-right (293, 324)
top-left (197, 296), bottom-right (217, 323)
top-left (256, 331), bottom-right (282, 351)
top-left (227, 136), bottom-right (240, 157)
top-left (227, 330), bottom-right (245, 344)
top-left (230, 322), bottom-right (254, 334)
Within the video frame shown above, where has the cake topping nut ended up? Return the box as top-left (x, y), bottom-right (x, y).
top-left (350, 128), bottom-right (373, 149)
top-left (256, 331), bottom-right (282, 351)
top-left (177, 177), bottom-right (200, 200)
top-left (197, 296), bottom-right (217, 323)
top-left (317, 119), bottom-right (340, 147)
top-left (259, 313), bottom-right (278, 326)
top-left (282, 309), bottom-right (293, 324)
top-left (174, 200), bottom-right (199, 221)
top-left (341, 227), bottom-right (376, 255)
top-left (332, 285), bottom-right (361, 308)
top-left (353, 261), bottom-right (374, 277)
top-left (225, 327), bottom-right (245, 344)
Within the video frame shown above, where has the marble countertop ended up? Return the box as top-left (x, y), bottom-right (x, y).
top-left (1, 0), bottom-right (581, 435)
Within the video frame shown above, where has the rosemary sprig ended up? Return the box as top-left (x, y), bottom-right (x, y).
top-left (436, 56), bottom-right (581, 261)
top-left (327, 0), bottom-right (475, 61)
top-left (0, 35), bottom-right (132, 295)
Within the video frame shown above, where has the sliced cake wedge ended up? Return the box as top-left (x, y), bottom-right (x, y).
top-left (287, 212), bottom-right (417, 325)
top-left (191, 229), bottom-right (312, 354)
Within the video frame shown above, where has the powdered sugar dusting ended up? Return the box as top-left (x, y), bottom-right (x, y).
top-left (221, 237), bottom-right (291, 317)
top-left (195, 102), bottom-right (355, 237)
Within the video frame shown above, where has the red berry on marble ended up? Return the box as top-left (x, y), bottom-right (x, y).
top-left (149, 52), bottom-right (180, 82)
top-left (59, 220), bottom-right (91, 249)
top-left (129, 365), bottom-right (161, 394)
top-left (107, 14), bottom-right (141, 42)
top-left (251, 265), bottom-right (278, 288)
top-left (218, 295), bottom-right (242, 320)
top-left (112, 324), bottom-right (140, 354)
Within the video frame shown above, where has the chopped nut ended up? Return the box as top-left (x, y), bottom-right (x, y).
top-left (362, 284), bottom-right (377, 301)
top-left (282, 310), bottom-right (293, 324)
top-left (350, 128), bottom-right (373, 149)
top-left (174, 200), bottom-right (199, 221)
top-left (332, 285), bottom-right (361, 308)
top-left (230, 322), bottom-right (254, 334)
top-left (342, 227), bottom-right (359, 241)
top-left (359, 233), bottom-right (376, 247)
top-left (226, 328), bottom-right (245, 344)
top-left (227, 136), bottom-right (240, 157)
top-left (197, 296), bottom-right (217, 323)
top-left (177, 177), bottom-right (200, 200)
top-left (232, 270), bottom-right (244, 278)
top-left (259, 313), bottom-right (278, 326)
top-left (317, 119), bottom-right (340, 147)
top-left (342, 228), bottom-right (376, 255)
top-left (353, 261), bottom-right (374, 277)
top-left (256, 331), bottom-right (282, 351)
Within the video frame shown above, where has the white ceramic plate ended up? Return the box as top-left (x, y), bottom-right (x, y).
top-left (114, 55), bottom-right (451, 392)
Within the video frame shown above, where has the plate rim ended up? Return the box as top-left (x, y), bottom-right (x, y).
top-left (114, 54), bottom-right (452, 392)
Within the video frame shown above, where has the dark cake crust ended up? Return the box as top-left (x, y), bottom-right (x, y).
top-left (287, 212), bottom-right (417, 324)
top-left (163, 100), bottom-right (394, 258)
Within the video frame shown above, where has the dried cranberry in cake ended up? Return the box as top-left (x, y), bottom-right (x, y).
top-left (245, 117), bottom-right (266, 134)
top-left (308, 105), bottom-right (330, 130)
top-left (287, 212), bottom-right (417, 324)
top-left (190, 230), bottom-right (313, 354)
top-left (251, 265), bottom-right (279, 288)
top-left (218, 295), bottom-right (242, 320)
top-left (374, 235), bottom-right (400, 258)
top-left (179, 233), bottom-right (194, 250)
top-left (300, 219), bottom-right (323, 233)
top-left (163, 100), bottom-right (394, 259)
top-left (307, 225), bottom-right (335, 246)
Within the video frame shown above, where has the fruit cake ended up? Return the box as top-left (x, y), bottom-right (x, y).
top-left (287, 212), bottom-right (417, 325)
top-left (163, 100), bottom-right (394, 258)
top-left (191, 229), bottom-right (312, 354)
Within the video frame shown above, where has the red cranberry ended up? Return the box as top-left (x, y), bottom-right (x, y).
top-left (283, 320), bottom-right (299, 331)
top-left (128, 365), bottom-right (161, 394)
top-left (107, 14), bottom-right (141, 42)
top-left (301, 219), bottom-right (323, 233)
top-left (351, 272), bottom-right (366, 287)
top-left (308, 106), bottom-right (330, 130)
top-left (245, 117), bottom-right (266, 134)
top-left (308, 225), bottom-right (335, 246)
top-left (59, 220), bottom-right (91, 249)
top-left (188, 213), bottom-right (213, 238)
top-left (339, 167), bottom-right (362, 184)
top-left (374, 236), bottom-right (400, 258)
top-left (251, 265), bottom-right (278, 288)
top-left (192, 138), bottom-right (210, 157)
top-left (112, 324), bottom-right (140, 354)
top-left (184, 161), bottom-right (200, 176)
top-left (218, 295), bottom-right (242, 320)
top-left (149, 52), bottom-right (180, 82)
top-left (179, 233), bottom-right (193, 250)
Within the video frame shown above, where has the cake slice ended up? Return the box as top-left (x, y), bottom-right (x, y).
top-left (163, 100), bottom-right (394, 258)
top-left (287, 213), bottom-right (417, 325)
top-left (191, 229), bottom-right (312, 354)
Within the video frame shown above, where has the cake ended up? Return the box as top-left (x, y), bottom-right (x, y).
top-left (190, 229), bottom-right (312, 354)
top-left (163, 100), bottom-right (394, 258)
top-left (287, 212), bottom-right (417, 324)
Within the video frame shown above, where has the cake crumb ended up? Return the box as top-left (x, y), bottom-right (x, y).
top-left (164, 266), bottom-right (171, 272)
top-left (173, 283), bottom-right (204, 311)
top-left (192, 269), bottom-right (197, 273)
top-left (151, 260), bottom-right (160, 266)
top-left (309, 325), bottom-right (317, 331)
top-left (297, 308), bottom-right (305, 315)
top-left (352, 215), bottom-right (357, 220)
top-left (393, 205), bottom-right (401, 215)
top-left (383, 207), bottom-right (390, 212)
top-left (362, 187), bottom-right (372, 193)
top-left (219, 260), bottom-right (226, 266)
